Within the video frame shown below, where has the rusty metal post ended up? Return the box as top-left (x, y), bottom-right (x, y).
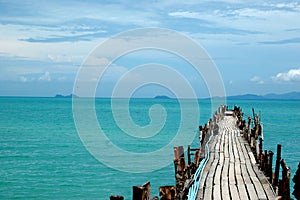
top-left (274, 144), bottom-right (282, 186)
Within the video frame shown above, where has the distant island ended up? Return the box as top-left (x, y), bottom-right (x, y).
top-left (51, 92), bottom-right (300, 100)
top-left (154, 95), bottom-right (172, 99)
top-left (54, 94), bottom-right (78, 98)
top-left (226, 92), bottom-right (300, 100)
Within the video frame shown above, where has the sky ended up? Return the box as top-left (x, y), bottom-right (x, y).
top-left (0, 0), bottom-right (300, 98)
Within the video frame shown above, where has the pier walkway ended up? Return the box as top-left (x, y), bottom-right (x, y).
top-left (196, 114), bottom-right (276, 200)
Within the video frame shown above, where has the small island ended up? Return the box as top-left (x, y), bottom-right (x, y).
top-left (154, 95), bottom-right (171, 99)
top-left (54, 94), bottom-right (79, 98)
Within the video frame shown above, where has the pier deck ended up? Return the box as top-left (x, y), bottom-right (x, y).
top-left (196, 115), bottom-right (276, 200)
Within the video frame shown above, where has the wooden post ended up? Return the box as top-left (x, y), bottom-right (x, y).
top-left (187, 145), bottom-right (191, 165)
top-left (280, 159), bottom-right (290, 200)
top-left (174, 146), bottom-right (186, 199)
top-left (110, 196), bottom-right (124, 200)
top-left (268, 151), bottom-right (274, 182)
top-left (159, 186), bottom-right (176, 200)
top-left (259, 138), bottom-right (263, 164)
top-left (274, 144), bottom-right (282, 186)
top-left (132, 182), bottom-right (150, 200)
top-left (292, 162), bottom-right (300, 200)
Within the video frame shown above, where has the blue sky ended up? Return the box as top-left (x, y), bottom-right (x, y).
top-left (0, 0), bottom-right (300, 97)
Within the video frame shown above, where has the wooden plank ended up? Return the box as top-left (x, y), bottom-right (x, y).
top-left (197, 119), bottom-right (217, 199)
top-left (246, 184), bottom-right (259, 200)
top-left (221, 157), bottom-right (230, 199)
top-left (209, 136), bottom-right (217, 152)
top-left (252, 164), bottom-right (276, 199)
top-left (236, 174), bottom-right (244, 185)
top-left (197, 131), bottom-right (218, 199)
top-left (224, 131), bottom-right (229, 158)
top-left (214, 165), bottom-right (222, 186)
top-left (220, 131), bottom-right (225, 153)
top-left (197, 152), bottom-right (215, 199)
top-left (261, 182), bottom-right (276, 199)
top-left (215, 135), bottom-right (221, 152)
top-left (229, 162), bottom-right (236, 185)
top-left (240, 133), bottom-right (276, 199)
top-left (235, 162), bottom-right (241, 176)
top-left (203, 177), bottom-right (213, 200)
top-left (244, 156), bottom-right (268, 198)
top-left (228, 131), bottom-right (235, 163)
top-left (241, 164), bottom-right (252, 184)
top-left (229, 184), bottom-right (241, 200)
top-left (248, 152), bottom-right (256, 165)
top-left (219, 152), bottom-right (224, 165)
top-left (232, 131), bottom-right (240, 161)
top-left (207, 156), bottom-right (219, 180)
top-left (213, 185), bottom-right (221, 200)
top-left (245, 159), bottom-right (257, 178)
top-left (252, 176), bottom-right (268, 200)
top-left (222, 158), bottom-right (229, 179)
top-left (237, 183), bottom-right (249, 200)
top-left (236, 134), bottom-right (246, 164)
top-left (221, 180), bottom-right (230, 200)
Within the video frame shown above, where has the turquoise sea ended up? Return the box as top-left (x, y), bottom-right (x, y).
top-left (0, 97), bottom-right (299, 199)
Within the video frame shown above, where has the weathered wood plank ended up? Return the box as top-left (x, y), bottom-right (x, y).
top-left (224, 131), bottom-right (229, 159)
top-left (213, 185), bottom-right (221, 200)
top-left (237, 183), bottom-right (249, 200)
top-left (252, 176), bottom-right (268, 200)
top-left (203, 177), bottom-right (213, 200)
top-left (246, 184), bottom-right (259, 200)
top-left (229, 162), bottom-right (236, 185)
top-left (248, 152), bottom-right (256, 165)
top-left (197, 149), bottom-right (216, 198)
top-left (230, 184), bottom-right (241, 200)
top-left (231, 131), bottom-right (240, 161)
top-left (222, 158), bottom-right (229, 179)
top-left (244, 138), bottom-right (267, 199)
top-left (220, 131), bottom-right (225, 153)
top-left (197, 152), bottom-right (215, 199)
top-left (221, 180), bottom-right (230, 200)
top-left (214, 164), bottom-right (222, 186)
top-left (229, 134), bottom-right (235, 163)
top-left (241, 164), bottom-right (252, 185)
top-left (236, 134), bottom-right (246, 164)
top-left (235, 162), bottom-right (241, 176)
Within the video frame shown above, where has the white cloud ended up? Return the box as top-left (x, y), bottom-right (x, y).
top-left (272, 67), bottom-right (300, 82)
top-left (168, 11), bottom-right (202, 19)
top-left (39, 72), bottom-right (51, 81)
top-left (250, 76), bottom-right (264, 84)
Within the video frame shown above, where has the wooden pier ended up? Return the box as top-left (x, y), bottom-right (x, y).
top-left (112, 105), bottom-right (293, 200)
top-left (195, 112), bottom-right (275, 200)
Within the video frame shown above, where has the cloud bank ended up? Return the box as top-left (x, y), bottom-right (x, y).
top-left (272, 67), bottom-right (300, 82)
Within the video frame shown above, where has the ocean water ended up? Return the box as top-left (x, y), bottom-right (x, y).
top-left (0, 97), bottom-right (299, 199)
